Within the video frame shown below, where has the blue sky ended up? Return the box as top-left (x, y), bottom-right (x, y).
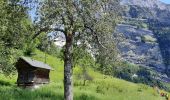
top-left (29, 0), bottom-right (170, 21)
top-left (160, 0), bottom-right (170, 4)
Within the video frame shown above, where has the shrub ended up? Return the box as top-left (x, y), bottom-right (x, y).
top-left (0, 80), bottom-right (11, 86)
top-left (141, 35), bottom-right (157, 43)
top-left (96, 86), bottom-right (105, 94)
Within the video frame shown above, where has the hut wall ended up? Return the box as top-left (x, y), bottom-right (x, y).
top-left (16, 59), bottom-right (36, 84)
top-left (34, 68), bottom-right (50, 84)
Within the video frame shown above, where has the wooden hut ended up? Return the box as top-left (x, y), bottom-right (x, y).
top-left (15, 57), bottom-right (52, 88)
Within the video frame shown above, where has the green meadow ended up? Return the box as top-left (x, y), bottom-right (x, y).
top-left (0, 50), bottom-right (167, 100)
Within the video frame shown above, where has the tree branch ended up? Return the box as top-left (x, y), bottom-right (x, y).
top-left (72, 2), bottom-right (107, 49)
top-left (84, 25), bottom-right (107, 50)
top-left (53, 27), bottom-right (65, 33)
top-left (33, 27), bottom-right (65, 39)
top-left (32, 27), bottom-right (49, 39)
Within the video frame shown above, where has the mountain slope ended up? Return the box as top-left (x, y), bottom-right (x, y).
top-left (116, 24), bottom-right (165, 72)
top-left (121, 0), bottom-right (169, 9)
top-left (0, 50), bottom-right (167, 100)
top-left (117, 0), bottom-right (170, 78)
top-left (121, 0), bottom-right (170, 22)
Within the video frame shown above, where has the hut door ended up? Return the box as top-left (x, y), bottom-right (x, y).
top-left (28, 71), bottom-right (34, 83)
top-left (24, 72), bottom-right (29, 83)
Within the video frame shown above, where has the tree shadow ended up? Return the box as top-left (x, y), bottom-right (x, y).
top-left (0, 80), bottom-right (12, 86)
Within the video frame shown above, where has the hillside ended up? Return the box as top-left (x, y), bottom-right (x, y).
top-left (0, 50), bottom-right (168, 100)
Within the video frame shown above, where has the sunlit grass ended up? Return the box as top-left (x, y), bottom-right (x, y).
top-left (0, 50), bottom-right (167, 100)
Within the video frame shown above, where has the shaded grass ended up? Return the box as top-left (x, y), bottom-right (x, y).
top-left (0, 50), bottom-right (167, 100)
top-left (0, 80), bottom-right (11, 86)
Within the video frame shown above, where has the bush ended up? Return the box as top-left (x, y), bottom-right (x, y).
top-left (0, 80), bottom-right (11, 86)
top-left (141, 35), bottom-right (157, 43)
top-left (112, 62), bottom-right (168, 91)
top-left (0, 48), bottom-right (23, 75)
top-left (113, 61), bottom-right (139, 81)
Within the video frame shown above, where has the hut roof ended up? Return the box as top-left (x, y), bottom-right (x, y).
top-left (20, 57), bottom-right (52, 70)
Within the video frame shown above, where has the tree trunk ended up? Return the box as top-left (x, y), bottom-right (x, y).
top-left (64, 32), bottom-right (73, 100)
top-left (83, 79), bottom-right (86, 86)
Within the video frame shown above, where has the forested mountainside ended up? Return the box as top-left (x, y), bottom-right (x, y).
top-left (117, 0), bottom-right (170, 79)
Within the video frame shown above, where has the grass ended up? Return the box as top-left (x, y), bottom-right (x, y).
top-left (0, 49), bottom-right (168, 100)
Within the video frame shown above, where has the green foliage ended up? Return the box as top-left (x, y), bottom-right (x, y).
top-left (73, 46), bottom-right (95, 67)
top-left (38, 41), bottom-right (63, 65)
top-left (0, 80), bottom-right (11, 86)
top-left (113, 61), bottom-right (139, 80)
top-left (122, 18), bottom-right (148, 29)
top-left (0, 48), bottom-right (23, 75)
top-left (37, 32), bottom-right (49, 51)
top-left (140, 23), bottom-right (148, 29)
top-left (46, 43), bottom-right (61, 58)
top-left (0, 1), bottom-right (33, 48)
top-left (95, 42), bottom-right (118, 76)
top-left (135, 68), bottom-right (166, 90)
top-left (110, 61), bottom-right (167, 90)
top-left (0, 0), bottom-right (36, 75)
top-left (141, 35), bottom-right (157, 43)
top-left (38, 0), bottom-right (121, 69)
top-left (73, 47), bottom-right (95, 85)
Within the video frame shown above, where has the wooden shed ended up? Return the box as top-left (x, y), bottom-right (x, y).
top-left (15, 57), bottom-right (52, 88)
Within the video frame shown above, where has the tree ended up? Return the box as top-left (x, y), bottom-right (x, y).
top-left (0, 0), bottom-right (35, 75)
top-left (95, 41), bottom-right (118, 76)
top-left (74, 47), bottom-right (95, 86)
top-left (34, 0), bottom-right (121, 99)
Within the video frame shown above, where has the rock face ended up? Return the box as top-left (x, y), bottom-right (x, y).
top-left (116, 24), bottom-right (166, 72)
top-left (121, 0), bottom-right (170, 23)
top-left (121, 0), bottom-right (169, 10)
top-left (117, 0), bottom-right (170, 77)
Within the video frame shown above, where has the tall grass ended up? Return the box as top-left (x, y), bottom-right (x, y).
top-left (0, 50), bottom-right (167, 100)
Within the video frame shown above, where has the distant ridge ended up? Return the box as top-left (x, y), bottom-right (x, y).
top-left (121, 0), bottom-right (170, 10)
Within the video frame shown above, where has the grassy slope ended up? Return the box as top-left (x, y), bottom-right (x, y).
top-left (0, 50), bottom-right (167, 100)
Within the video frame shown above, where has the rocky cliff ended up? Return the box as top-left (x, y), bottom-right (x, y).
top-left (116, 24), bottom-right (166, 72)
top-left (117, 0), bottom-right (170, 78)
top-left (121, 0), bottom-right (170, 10)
